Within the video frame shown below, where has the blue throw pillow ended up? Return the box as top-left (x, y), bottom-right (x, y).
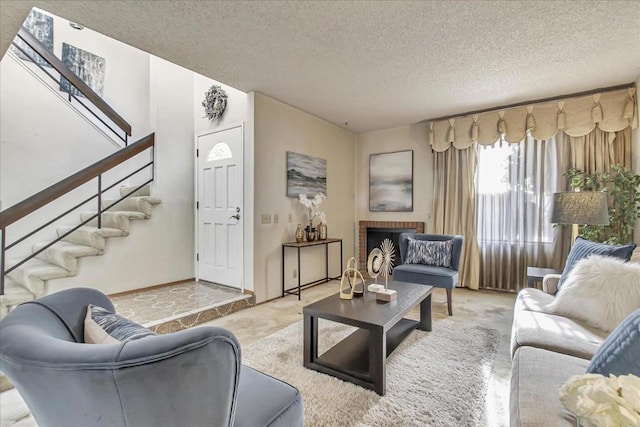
top-left (405, 238), bottom-right (453, 268)
top-left (84, 304), bottom-right (155, 344)
top-left (557, 237), bottom-right (636, 292)
top-left (587, 308), bottom-right (640, 376)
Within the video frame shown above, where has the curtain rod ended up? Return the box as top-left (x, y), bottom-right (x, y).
top-left (425, 82), bottom-right (636, 123)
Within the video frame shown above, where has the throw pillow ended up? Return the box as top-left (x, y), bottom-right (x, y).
top-left (556, 237), bottom-right (636, 293)
top-left (405, 238), bottom-right (453, 268)
top-left (84, 304), bottom-right (156, 344)
top-left (548, 255), bottom-right (640, 332)
top-left (587, 308), bottom-right (640, 376)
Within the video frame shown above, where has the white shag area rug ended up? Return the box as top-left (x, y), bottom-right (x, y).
top-left (242, 318), bottom-right (500, 427)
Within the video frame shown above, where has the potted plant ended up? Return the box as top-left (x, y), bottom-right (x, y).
top-left (566, 165), bottom-right (640, 244)
top-left (298, 193), bottom-right (326, 241)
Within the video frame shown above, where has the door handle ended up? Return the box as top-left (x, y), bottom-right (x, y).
top-left (229, 214), bottom-right (241, 220)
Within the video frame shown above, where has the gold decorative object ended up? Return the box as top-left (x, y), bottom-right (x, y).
top-left (339, 257), bottom-right (365, 300)
top-left (295, 224), bottom-right (304, 243)
top-left (380, 238), bottom-right (395, 288)
top-left (367, 248), bottom-right (385, 293)
top-left (376, 239), bottom-right (397, 302)
top-left (367, 248), bottom-right (383, 282)
top-left (318, 223), bottom-right (327, 240)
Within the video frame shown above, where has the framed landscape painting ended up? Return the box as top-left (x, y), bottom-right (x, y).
top-left (369, 150), bottom-right (413, 212)
top-left (287, 152), bottom-right (327, 197)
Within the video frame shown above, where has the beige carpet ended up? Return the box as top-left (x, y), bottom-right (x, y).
top-left (243, 317), bottom-right (500, 427)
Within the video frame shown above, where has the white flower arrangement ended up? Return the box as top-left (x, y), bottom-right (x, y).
top-left (298, 193), bottom-right (326, 230)
top-left (559, 373), bottom-right (640, 427)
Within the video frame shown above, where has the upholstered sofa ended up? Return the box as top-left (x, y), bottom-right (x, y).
top-left (0, 288), bottom-right (303, 427)
top-left (510, 271), bottom-right (640, 426)
top-left (509, 275), bottom-right (603, 426)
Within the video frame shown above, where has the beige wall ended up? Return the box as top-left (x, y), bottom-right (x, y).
top-left (355, 123), bottom-right (433, 257)
top-left (253, 93), bottom-right (356, 302)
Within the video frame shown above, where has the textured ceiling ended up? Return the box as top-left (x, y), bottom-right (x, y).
top-left (1, 1), bottom-right (639, 133)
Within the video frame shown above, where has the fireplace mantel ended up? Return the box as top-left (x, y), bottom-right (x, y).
top-left (358, 220), bottom-right (425, 271)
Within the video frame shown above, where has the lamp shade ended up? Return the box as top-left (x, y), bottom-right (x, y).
top-left (551, 192), bottom-right (609, 225)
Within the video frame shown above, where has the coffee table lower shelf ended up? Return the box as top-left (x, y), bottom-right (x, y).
top-left (311, 318), bottom-right (419, 387)
top-left (303, 280), bottom-right (432, 395)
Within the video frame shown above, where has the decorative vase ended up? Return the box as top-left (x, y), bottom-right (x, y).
top-left (295, 224), bottom-right (304, 243)
top-left (318, 223), bottom-right (327, 240)
top-left (306, 230), bottom-right (317, 242)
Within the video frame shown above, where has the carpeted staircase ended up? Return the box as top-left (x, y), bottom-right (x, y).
top-left (0, 185), bottom-right (160, 316)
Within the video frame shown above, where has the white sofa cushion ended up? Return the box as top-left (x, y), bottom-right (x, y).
top-left (511, 288), bottom-right (607, 359)
top-left (510, 346), bottom-right (589, 427)
top-left (511, 309), bottom-right (607, 360)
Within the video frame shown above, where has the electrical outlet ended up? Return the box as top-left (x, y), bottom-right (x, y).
top-left (274, 214), bottom-right (279, 224)
top-left (427, 213), bottom-right (433, 223)
top-left (292, 269), bottom-right (297, 279)
top-left (261, 214), bottom-right (272, 224)
top-left (288, 213), bottom-right (293, 223)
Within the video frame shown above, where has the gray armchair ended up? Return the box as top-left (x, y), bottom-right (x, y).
top-left (393, 233), bottom-right (464, 316)
top-left (0, 288), bottom-right (303, 427)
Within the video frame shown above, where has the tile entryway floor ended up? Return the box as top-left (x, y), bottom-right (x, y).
top-left (110, 280), bottom-right (255, 333)
top-left (111, 280), bottom-right (245, 324)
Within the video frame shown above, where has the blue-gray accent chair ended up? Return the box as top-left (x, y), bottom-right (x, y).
top-left (0, 288), bottom-right (303, 427)
top-left (393, 233), bottom-right (464, 316)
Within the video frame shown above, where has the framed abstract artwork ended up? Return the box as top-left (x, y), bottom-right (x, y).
top-left (286, 151), bottom-right (327, 197)
top-left (369, 150), bottom-right (413, 212)
top-left (10, 10), bottom-right (54, 67)
top-left (60, 43), bottom-right (106, 97)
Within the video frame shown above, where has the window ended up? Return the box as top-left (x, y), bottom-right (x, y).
top-left (475, 137), bottom-right (560, 245)
top-left (207, 142), bottom-right (232, 161)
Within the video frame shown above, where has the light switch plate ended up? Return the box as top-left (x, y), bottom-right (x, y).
top-left (261, 214), bottom-right (271, 224)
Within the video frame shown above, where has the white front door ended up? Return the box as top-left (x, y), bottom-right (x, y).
top-left (196, 125), bottom-right (243, 288)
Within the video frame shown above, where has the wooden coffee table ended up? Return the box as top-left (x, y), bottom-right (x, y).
top-left (303, 280), bottom-right (432, 395)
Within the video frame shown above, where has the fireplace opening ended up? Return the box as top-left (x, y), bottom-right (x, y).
top-left (366, 228), bottom-right (416, 271)
top-left (358, 221), bottom-right (424, 272)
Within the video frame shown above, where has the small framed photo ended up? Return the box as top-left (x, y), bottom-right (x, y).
top-left (369, 150), bottom-right (413, 212)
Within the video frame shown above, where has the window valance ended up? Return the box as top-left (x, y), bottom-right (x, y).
top-left (429, 87), bottom-right (637, 152)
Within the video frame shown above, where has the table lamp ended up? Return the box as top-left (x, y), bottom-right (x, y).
top-left (551, 191), bottom-right (609, 241)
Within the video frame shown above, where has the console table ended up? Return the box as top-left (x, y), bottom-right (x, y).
top-left (282, 238), bottom-right (343, 300)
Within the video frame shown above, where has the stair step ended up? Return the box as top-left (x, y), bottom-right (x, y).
top-left (119, 184), bottom-right (150, 198)
top-left (104, 196), bottom-right (161, 218)
top-left (33, 241), bottom-right (102, 272)
top-left (57, 226), bottom-right (105, 250)
top-left (6, 259), bottom-right (71, 296)
top-left (57, 225), bottom-right (126, 249)
top-left (0, 278), bottom-right (35, 317)
top-left (79, 211), bottom-right (146, 233)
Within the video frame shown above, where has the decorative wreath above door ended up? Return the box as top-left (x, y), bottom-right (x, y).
top-left (202, 85), bottom-right (228, 120)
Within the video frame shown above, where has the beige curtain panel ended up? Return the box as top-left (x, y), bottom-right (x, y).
top-left (570, 127), bottom-right (632, 173)
top-left (432, 147), bottom-right (480, 290)
top-left (429, 87), bottom-right (637, 151)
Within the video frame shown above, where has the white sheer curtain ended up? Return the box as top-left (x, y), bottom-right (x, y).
top-left (475, 133), bottom-right (571, 291)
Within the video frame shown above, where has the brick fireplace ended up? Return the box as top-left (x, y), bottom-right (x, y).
top-left (358, 220), bottom-right (425, 271)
